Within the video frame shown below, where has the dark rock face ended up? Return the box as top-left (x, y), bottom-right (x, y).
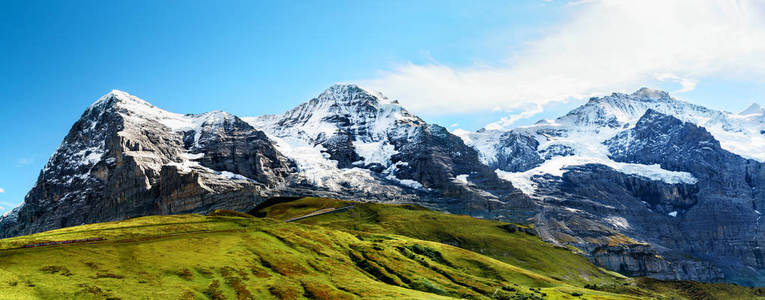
top-left (598, 110), bottom-right (765, 285)
top-left (0, 92), bottom-right (293, 237)
top-left (1, 86), bottom-right (535, 239)
top-left (539, 144), bottom-right (575, 160)
top-left (590, 244), bottom-right (674, 277)
top-left (491, 132), bottom-right (543, 172)
top-left (188, 114), bottom-right (294, 185)
top-left (389, 124), bottom-right (536, 221)
top-left (320, 132), bottom-right (360, 169)
top-left (250, 84), bottom-right (536, 222)
top-left (531, 164), bottom-right (724, 282)
top-left (392, 124), bottom-right (499, 189)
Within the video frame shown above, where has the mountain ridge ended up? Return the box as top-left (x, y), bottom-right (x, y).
top-left (2, 84), bottom-right (765, 286)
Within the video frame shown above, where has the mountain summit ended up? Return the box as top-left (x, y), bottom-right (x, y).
top-left (741, 102), bottom-right (765, 116)
top-left (0, 90), bottom-right (293, 237)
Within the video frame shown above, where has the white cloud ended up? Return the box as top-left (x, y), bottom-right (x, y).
top-left (361, 0), bottom-right (765, 127)
top-left (484, 104), bottom-right (544, 130)
top-left (0, 188), bottom-right (5, 193)
top-left (16, 158), bottom-right (33, 166)
top-left (567, 0), bottom-right (595, 6)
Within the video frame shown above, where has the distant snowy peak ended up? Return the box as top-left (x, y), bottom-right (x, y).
top-left (40, 90), bottom-right (275, 195)
top-left (739, 103), bottom-right (764, 117)
top-left (243, 83), bottom-right (430, 191)
top-left (459, 87), bottom-right (765, 195)
top-left (317, 83), bottom-right (396, 106)
top-left (632, 87), bottom-right (669, 99)
top-left (87, 90), bottom-right (238, 136)
top-left (532, 88), bottom-right (763, 161)
top-left (557, 87), bottom-right (718, 129)
top-left (249, 83), bottom-right (422, 144)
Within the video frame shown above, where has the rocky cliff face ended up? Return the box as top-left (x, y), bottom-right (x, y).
top-left (246, 84), bottom-right (534, 220)
top-left (603, 110), bottom-right (765, 285)
top-left (0, 91), bottom-right (294, 237)
top-left (530, 164), bottom-right (724, 282)
top-left (455, 88), bottom-right (765, 285)
top-left (1, 86), bottom-right (534, 239)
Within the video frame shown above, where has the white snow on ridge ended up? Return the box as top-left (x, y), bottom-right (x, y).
top-left (496, 156), bottom-right (697, 195)
top-left (264, 134), bottom-right (403, 192)
top-left (86, 90), bottom-right (255, 183)
top-left (454, 174), bottom-right (470, 184)
top-left (467, 88), bottom-right (765, 163)
top-left (494, 119), bottom-right (697, 195)
top-left (244, 83), bottom-right (427, 191)
top-left (354, 141), bottom-right (397, 166)
top-left (453, 129), bottom-right (505, 166)
top-left (605, 216), bottom-right (631, 230)
top-left (97, 90), bottom-right (237, 145)
top-left (465, 88), bottom-right (721, 195)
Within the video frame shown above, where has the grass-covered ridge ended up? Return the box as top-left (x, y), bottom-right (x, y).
top-left (252, 197), bottom-right (621, 287)
top-left (0, 197), bottom-right (760, 299)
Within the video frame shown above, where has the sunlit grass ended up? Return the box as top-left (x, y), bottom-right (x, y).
top-left (0, 198), bottom-right (761, 299)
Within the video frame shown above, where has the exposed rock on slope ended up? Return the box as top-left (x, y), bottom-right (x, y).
top-left (456, 89), bottom-right (765, 285)
top-left (0, 91), bottom-right (293, 237)
top-left (603, 110), bottom-right (765, 285)
top-left (246, 84), bottom-right (534, 220)
top-left (1, 86), bottom-right (533, 238)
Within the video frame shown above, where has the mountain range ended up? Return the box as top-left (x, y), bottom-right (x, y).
top-left (2, 84), bottom-right (764, 286)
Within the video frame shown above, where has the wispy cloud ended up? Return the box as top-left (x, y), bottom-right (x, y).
top-left (484, 104), bottom-right (545, 130)
top-left (362, 0), bottom-right (765, 128)
top-left (16, 158), bottom-right (33, 167)
top-left (0, 187), bottom-right (5, 194)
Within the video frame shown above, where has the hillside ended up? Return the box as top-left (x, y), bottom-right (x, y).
top-left (0, 198), bottom-right (761, 299)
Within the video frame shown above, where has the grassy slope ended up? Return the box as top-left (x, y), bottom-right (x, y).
top-left (253, 198), bottom-right (623, 287)
top-left (0, 198), bottom-right (759, 299)
top-left (0, 215), bottom-right (633, 299)
top-left (253, 197), bottom-right (765, 300)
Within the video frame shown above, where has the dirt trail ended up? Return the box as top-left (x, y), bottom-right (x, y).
top-left (284, 205), bottom-right (356, 223)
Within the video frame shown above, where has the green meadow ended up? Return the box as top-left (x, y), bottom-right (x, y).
top-left (0, 197), bottom-right (760, 299)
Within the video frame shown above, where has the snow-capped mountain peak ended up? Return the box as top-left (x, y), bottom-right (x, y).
top-left (242, 83), bottom-right (430, 192)
top-left (247, 83), bottom-right (422, 144)
top-left (740, 103), bottom-right (764, 116)
top-left (461, 87), bottom-right (765, 195)
top-left (88, 89), bottom-right (155, 114)
top-left (557, 87), bottom-right (705, 129)
top-left (632, 87), bottom-right (670, 100)
top-left (318, 83), bottom-right (393, 105)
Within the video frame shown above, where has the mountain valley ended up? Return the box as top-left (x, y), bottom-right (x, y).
top-left (2, 84), bottom-right (765, 290)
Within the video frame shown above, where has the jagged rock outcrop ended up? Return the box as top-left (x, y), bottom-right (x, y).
top-left (453, 88), bottom-right (765, 285)
top-left (0, 91), bottom-right (293, 237)
top-left (1, 86), bottom-right (534, 238)
top-left (247, 84), bottom-right (535, 220)
top-left (492, 132), bottom-right (543, 172)
top-left (531, 164), bottom-right (723, 282)
top-left (603, 109), bottom-right (765, 285)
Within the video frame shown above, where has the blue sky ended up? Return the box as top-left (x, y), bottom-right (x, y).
top-left (2, 0), bottom-right (765, 211)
